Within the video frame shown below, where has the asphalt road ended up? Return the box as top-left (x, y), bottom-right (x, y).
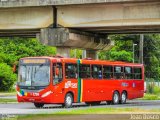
top-left (0, 100), bottom-right (160, 114)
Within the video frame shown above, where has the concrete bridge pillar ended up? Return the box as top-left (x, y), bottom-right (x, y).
top-left (82, 50), bottom-right (98, 60)
top-left (82, 50), bottom-right (87, 59)
top-left (87, 50), bottom-right (99, 60)
top-left (56, 47), bottom-right (70, 58)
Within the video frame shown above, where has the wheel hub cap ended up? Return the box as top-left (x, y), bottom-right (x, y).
top-left (114, 94), bottom-right (118, 103)
top-left (66, 96), bottom-right (72, 105)
top-left (122, 93), bottom-right (126, 102)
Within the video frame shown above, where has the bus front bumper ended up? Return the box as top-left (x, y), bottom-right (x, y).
top-left (17, 91), bottom-right (54, 103)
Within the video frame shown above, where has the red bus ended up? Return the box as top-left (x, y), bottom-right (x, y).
top-left (16, 56), bottom-right (144, 108)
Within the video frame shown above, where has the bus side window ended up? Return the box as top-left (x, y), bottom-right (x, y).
top-left (103, 66), bottom-right (113, 79)
top-left (79, 64), bottom-right (91, 78)
top-left (124, 67), bottom-right (132, 79)
top-left (92, 65), bottom-right (102, 79)
top-left (134, 67), bottom-right (142, 79)
top-left (65, 64), bottom-right (77, 79)
top-left (114, 66), bottom-right (124, 79)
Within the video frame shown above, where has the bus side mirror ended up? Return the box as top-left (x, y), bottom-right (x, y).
top-left (55, 68), bottom-right (59, 76)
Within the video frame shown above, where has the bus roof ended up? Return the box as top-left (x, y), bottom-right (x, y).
top-left (20, 56), bottom-right (143, 66)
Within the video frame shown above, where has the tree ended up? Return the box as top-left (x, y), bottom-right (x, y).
top-left (143, 34), bottom-right (160, 81)
top-left (0, 37), bottom-right (56, 91)
top-left (70, 49), bottom-right (83, 59)
top-left (0, 63), bottom-right (17, 91)
top-left (99, 34), bottom-right (160, 81)
top-left (99, 35), bottom-right (133, 62)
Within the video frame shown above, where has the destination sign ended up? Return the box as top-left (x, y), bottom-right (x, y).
top-left (21, 59), bottom-right (49, 64)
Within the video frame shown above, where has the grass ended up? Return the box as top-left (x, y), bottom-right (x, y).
top-left (0, 98), bottom-right (17, 103)
top-left (140, 93), bottom-right (160, 100)
top-left (0, 90), bottom-right (17, 103)
top-left (17, 108), bottom-right (160, 120)
top-left (0, 91), bottom-right (16, 96)
top-left (54, 108), bottom-right (160, 114)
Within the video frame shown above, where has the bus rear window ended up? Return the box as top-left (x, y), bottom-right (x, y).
top-left (134, 68), bottom-right (142, 79)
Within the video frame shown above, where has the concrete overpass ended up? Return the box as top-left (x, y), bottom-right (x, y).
top-left (0, 0), bottom-right (160, 35)
top-left (0, 0), bottom-right (160, 58)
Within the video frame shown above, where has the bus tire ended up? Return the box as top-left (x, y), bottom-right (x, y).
top-left (34, 103), bottom-right (44, 108)
top-left (120, 91), bottom-right (127, 104)
top-left (63, 93), bottom-right (73, 108)
top-left (112, 91), bottom-right (120, 105)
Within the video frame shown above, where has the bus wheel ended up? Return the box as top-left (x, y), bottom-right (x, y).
top-left (34, 103), bottom-right (44, 108)
top-left (112, 91), bottom-right (120, 105)
top-left (64, 93), bottom-right (73, 108)
top-left (120, 92), bottom-right (127, 104)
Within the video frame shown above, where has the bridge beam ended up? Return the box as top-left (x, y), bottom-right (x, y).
top-left (38, 28), bottom-right (113, 50)
top-left (57, 3), bottom-right (160, 31)
top-left (0, 7), bottom-right (53, 30)
top-left (0, 0), bottom-right (159, 8)
top-left (38, 28), bottom-right (114, 58)
top-left (0, 2), bottom-right (160, 35)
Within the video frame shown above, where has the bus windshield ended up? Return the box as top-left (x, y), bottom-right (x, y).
top-left (18, 64), bottom-right (50, 87)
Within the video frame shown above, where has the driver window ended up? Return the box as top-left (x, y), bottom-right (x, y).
top-left (53, 63), bottom-right (63, 85)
